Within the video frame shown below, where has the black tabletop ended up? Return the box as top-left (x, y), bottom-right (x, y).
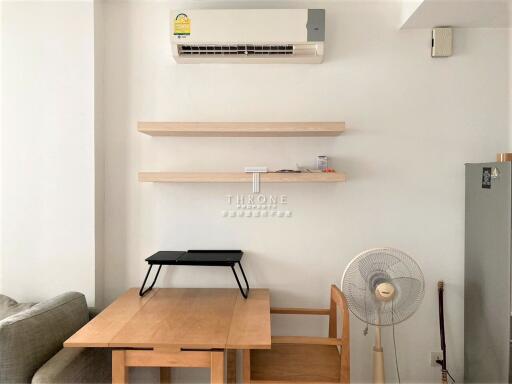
top-left (145, 250), bottom-right (243, 266)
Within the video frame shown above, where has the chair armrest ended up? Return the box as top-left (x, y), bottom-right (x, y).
top-left (272, 336), bottom-right (343, 346)
top-left (270, 307), bottom-right (330, 315)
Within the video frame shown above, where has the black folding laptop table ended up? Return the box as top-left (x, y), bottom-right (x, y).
top-left (139, 250), bottom-right (249, 298)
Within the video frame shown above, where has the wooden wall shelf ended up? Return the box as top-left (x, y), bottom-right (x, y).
top-left (138, 122), bottom-right (345, 137)
top-left (138, 172), bottom-right (346, 183)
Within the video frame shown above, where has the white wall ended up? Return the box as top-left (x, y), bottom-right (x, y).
top-left (0, 2), bottom-right (4, 293)
top-left (101, 1), bottom-right (509, 382)
top-left (1, 2), bottom-right (96, 304)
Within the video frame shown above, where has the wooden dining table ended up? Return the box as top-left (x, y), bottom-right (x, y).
top-left (64, 288), bottom-right (271, 383)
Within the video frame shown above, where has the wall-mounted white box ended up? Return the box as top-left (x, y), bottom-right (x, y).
top-left (432, 27), bottom-right (452, 57)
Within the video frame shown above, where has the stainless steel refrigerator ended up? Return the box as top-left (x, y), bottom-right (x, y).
top-left (465, 162), bottom-right (511, 382)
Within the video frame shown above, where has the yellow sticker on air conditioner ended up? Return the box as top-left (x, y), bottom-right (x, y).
top-left (174, 13), bottom-right (190, 36)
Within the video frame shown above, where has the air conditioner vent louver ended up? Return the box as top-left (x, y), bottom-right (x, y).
top-left (179, 44), bottom-right (295, 56)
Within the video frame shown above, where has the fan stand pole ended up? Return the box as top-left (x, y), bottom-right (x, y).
top-left (373, 322), bottom-right (385, 384)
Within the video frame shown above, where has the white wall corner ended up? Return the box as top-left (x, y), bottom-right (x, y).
top-left (94, 0), bottom-right (105, 309)
top-left (400, 0), bottom-right (424, 29)
top-left (401, 0), bottom-right (510, 29)
top-left (509, 3), bottom-right (512, 151)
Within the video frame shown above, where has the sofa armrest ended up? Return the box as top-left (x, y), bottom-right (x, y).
top-left (32, 348), bottom-right (111, 384)
top-left (0, 292), bottom-right (89, 383)
top-left (88, 307), bottom-right (101, 321)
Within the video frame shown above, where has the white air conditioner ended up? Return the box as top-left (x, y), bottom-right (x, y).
top-left (170, 9), bottom-right (325, 64)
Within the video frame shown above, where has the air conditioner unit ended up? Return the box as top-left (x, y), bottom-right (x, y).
top-left (170, 9), bottom-right (325, 64)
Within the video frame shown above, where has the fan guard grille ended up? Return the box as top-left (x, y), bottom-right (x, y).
top-left (341, 248), bottom-right (424, 326)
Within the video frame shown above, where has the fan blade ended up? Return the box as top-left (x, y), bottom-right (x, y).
top-left (342, 248), bottom-right (424, 326)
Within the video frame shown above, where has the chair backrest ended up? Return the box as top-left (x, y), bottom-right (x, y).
top-left (329, 284), bottom-right (350, 383)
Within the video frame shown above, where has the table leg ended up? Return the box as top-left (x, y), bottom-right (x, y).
top-left (242, 350), bottom-right (251, 383)
top-left (210, 351), bottom-right (225, 384)
top-left (112, 350), bottom-right (128, 384)
top-left (160, 367), bottom-right (171, 383)
top-left (226, 350), bottom-right (236, 384)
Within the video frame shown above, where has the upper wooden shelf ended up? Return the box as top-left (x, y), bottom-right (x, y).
top-left (138, 122), bottom-right (345, 137)
top-left (139, 172), bottom-right (346, 183)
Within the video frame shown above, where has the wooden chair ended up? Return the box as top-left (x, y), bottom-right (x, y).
top-left (243, 285), bottom-right (350, 384)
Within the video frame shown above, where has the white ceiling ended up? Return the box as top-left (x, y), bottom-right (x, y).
top-left (401, 0), bottom-right (510, 29)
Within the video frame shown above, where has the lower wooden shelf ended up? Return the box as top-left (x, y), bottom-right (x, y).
top-left (138, 172), bottom-right (346, 183)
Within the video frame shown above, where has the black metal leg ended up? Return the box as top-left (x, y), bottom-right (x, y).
top-left (231, 261), bottom-right (250, 299)
top-left (139, 264), bottom-right (163, 297)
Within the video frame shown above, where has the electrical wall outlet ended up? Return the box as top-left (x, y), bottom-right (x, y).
top-left (430, 351), bottom-right (443, 367)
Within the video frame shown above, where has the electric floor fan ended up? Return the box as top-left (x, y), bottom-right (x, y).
top-left (341, 248), bottom-right (425, 383)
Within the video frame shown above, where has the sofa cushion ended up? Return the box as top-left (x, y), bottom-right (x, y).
top-left (0, 292), bottom-right (89, 383)
top-left (31, 347), bottom-right (111, 384)
top-left (0, 295), bottom-right (34, 321)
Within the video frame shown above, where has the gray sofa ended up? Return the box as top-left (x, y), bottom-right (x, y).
top-left (0, 292), bottom-right (110, 383)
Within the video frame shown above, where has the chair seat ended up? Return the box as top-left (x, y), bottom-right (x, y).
top-left (250, 343), bottom-right (341, 383)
